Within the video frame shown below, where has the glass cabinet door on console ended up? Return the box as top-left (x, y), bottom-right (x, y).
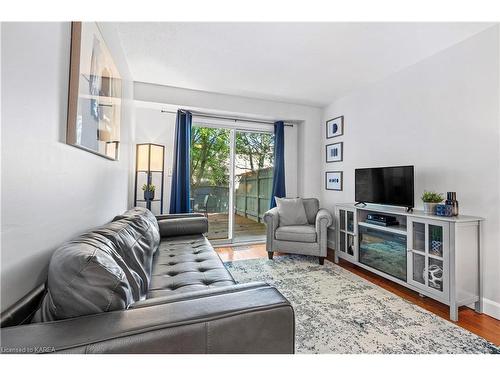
top-left (407, 218), bottom-right (449, 301)
top-left (336, 207), bottom-right (357, 262)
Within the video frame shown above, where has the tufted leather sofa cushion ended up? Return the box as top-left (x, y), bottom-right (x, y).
top-left (92, 211), bottom-right (160, 299)
top-left (34, 208), bottom-right (160, 322)
top-left (113, 207), bottom-right (160, 236)
top-left (148, 235), bottom-right (235, 298)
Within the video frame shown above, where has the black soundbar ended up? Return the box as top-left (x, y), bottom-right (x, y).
top-left (366, 213), bottom-right (397, 222)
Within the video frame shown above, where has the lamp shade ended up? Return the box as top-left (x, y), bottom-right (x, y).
top-left (137, 143), bottom-right (164, 172)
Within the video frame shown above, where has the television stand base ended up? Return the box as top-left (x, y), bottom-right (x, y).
top-left (334, 202), bottom-right (483, 322)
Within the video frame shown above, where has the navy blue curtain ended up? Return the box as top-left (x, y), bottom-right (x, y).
top-left (270, 121), bottom-right (286, 208)
top-left (169, 110), bottom-right (192, 213)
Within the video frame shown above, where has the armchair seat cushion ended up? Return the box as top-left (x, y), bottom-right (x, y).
top-left (275, 225), bottom-right (317, 243)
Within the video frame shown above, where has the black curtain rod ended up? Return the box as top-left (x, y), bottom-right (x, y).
top-left (160, 109), bottom-right (294, 127)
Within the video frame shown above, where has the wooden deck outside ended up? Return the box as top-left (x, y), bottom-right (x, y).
top-left (207, 212), bottom-right (266, 242)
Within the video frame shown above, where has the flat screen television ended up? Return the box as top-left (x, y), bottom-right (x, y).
top-left (355, 166), bottom-right (414, 209)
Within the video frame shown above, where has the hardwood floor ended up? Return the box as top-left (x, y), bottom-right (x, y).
top-left (215, 244), bottom-right (500, 346)
top-left (216, 243), bottom-right (269, 262)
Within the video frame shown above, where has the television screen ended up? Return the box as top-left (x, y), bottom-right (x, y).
top-left (355, 166), bottom-right (414, 208)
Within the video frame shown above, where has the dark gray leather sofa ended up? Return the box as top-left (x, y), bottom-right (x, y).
top-left (0, 208), bottom-right (294, 354)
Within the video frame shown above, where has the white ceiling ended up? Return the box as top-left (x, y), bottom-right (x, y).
top-left (116, 22), bottom-right (494, 107)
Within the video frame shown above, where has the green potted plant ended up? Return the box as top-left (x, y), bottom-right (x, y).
top-left (421, 191), bottom-right (443, 214)
top-left (142, 184), bottom-right (156, 201)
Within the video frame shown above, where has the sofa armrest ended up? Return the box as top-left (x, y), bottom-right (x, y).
top-left (263, 207), bottom-right (280, 252)
top-left (0, 284), bottom-right (294, 354)
top-left (157, 216), bottom-right (208, 238)
top-left (315, 208), bottom-right (333, 229)
top-left (155, 213), bottom-right (204, 220)
top-left (315, 209), bottom-right (333, 257)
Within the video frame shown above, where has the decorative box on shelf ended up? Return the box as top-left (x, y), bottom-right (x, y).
top-left (435, 204), bottom-right (453, 217)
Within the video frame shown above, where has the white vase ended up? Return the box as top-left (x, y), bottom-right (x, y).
top-left (423, 202), bottom-right (438, 214)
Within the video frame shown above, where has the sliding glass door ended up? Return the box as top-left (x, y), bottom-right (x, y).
top-left (234, 131), bottom-right (274, 243)
top-left (190, 124), bottom-right (274, 244)
top-left (190, 126), bottom-right (231, 240)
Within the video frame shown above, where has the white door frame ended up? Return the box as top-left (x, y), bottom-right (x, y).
top-left (228, 129), bottom-right (236, 243)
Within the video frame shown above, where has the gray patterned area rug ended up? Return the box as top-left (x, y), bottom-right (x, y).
top-left (224, 255), bottom-right (499, 354)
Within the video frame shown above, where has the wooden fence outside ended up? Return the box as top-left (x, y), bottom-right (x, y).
top-left (191, 167), bottom-right (273, 223)
top-left (235, 167), bottom-right (273, 223)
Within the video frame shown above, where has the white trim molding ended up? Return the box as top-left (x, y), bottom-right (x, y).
top-left (482, 298), bottom-right (500, 320)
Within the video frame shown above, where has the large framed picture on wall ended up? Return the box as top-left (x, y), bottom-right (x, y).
top-left (66, 22), bottom-right (122, 160)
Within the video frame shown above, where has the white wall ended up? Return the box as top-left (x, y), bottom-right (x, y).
top-left (133, 83), bottom-right (322, 207)
top-left (321, 26), bottom-right (500, 319)
top-left (0, 23), bottom-right (134, 310)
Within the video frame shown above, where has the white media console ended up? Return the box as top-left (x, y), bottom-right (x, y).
top-left (334, 203), bottom-right (484, 321)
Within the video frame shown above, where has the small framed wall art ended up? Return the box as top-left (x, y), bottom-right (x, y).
top-left (326, 116), bottom-right (343, 138)
top-left (326, 142), bottom-right (343, 163)
top-left (325, 171), bottom-right (343, 191)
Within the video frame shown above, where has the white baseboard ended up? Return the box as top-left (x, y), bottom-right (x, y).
top-left (327, 240), bottom-right (335, 250)
top-left (466, 298), bottom-right (500, 320)
top-left (482, 298), bottom-right (500, 320)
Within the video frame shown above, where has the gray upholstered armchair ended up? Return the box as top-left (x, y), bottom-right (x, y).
top-left (263, 198), bottom-right (333, 265)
